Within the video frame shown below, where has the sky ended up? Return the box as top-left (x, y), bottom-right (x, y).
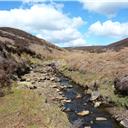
top-left (0, 0), bottom-right (128, 47)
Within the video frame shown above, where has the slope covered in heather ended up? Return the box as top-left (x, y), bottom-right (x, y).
top-left (0, 27), bottom-right (64, 96)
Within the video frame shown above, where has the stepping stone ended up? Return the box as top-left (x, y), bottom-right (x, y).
top-left (76, 110), bottom-right (90, 116)
top-left (84, 126), bottom-right (91, 128)
top-left (62, 99), bottom-right (72, 103)
top-left (76, 94), bottom-right (82, 99)
top-left (94, 101), bottom-right (101, 108)
top-left (67, 85), bottom-right (73, 88)
top-left (96, 117), bottom-right (107, 121)
top-left (56, 89), bottom-right (60, 92)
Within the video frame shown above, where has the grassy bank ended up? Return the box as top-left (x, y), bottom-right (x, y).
top-left (0, 83), bottom-right (70, 128)
top-left (61, 65), bottom-right (128, 107)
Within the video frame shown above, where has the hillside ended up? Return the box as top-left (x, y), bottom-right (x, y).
top-left (107, 38), bottom-right (128, 50)
top-left (66, 38), bottom-right (128, 52)
top-left (0, 27), bottom-right (64, 96)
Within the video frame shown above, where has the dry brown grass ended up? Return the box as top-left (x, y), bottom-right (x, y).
top-left (64, 48), bottom-right (128, 80)
top-left (60, 48), bottom-right (128, 107)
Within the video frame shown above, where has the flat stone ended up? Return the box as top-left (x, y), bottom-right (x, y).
top-left (58, 92), bottom-right (63, 95)
top-left (77, 110), bottom-right (90, 116)
top-left (120, 119), bottom-right (128, 128)
top-left (67, 85), bottom-right (73, 88)
top-left (50, 77), bottom-right (55, 81)
top-left (56, 89), bottom-right (60, 92)
top-left (94, 101), bottom-right (102, 108)
top-left (76, 94), bottom-right (82, 99)
top-left (62, 99), bottom-right (72, 103)
top-left (84, 126), bottom-right (91, 128)
top-left (96, 117), bottom-right (107, 121)
top-left (60, 86), bottom-right (66, 90)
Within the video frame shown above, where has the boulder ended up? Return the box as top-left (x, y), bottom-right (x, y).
top-left (114, 75), bottom-right (128, 95)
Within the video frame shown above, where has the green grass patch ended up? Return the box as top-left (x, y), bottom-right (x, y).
top-left (59, 65), bottom-right (128, 108)
top-left (0, 88), bottom-right (42, 116)
top-left (0, 82), bottom-right (70, 128)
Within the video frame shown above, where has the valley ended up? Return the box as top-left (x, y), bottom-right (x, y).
top-left (0, 27), bottom-right (128, 128)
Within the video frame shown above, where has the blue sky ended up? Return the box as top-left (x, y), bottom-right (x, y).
top-left (0, 0), bottom-right (128, 47)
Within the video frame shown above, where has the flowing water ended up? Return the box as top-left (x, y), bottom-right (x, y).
top-left (57, 75), bottom-right (122, 128)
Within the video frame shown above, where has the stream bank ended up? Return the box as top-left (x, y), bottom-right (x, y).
top-left (8, 61), bottom-right (124, 128)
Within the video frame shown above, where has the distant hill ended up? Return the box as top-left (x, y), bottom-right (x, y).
top-left (66, 38), bottom-right (128, 52)
top-left (0, 27), bottom-right (64, 96)
top-left (106, 38), bottom-right (128, 50)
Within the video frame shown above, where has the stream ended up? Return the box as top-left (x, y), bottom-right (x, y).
top-left (56, 73), bottom-right (122, 128)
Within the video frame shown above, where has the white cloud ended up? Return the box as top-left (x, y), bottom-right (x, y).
top-left (80, 0), bottom-right (128, 17)
top-left (22, 0), bottom-right (47, 3)
top-left (37, 28), bottom-right (86, 47)
top-left (0, 3), bottom-right (87, 47)
top-left (88, 20), bottom-right (128, 38)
